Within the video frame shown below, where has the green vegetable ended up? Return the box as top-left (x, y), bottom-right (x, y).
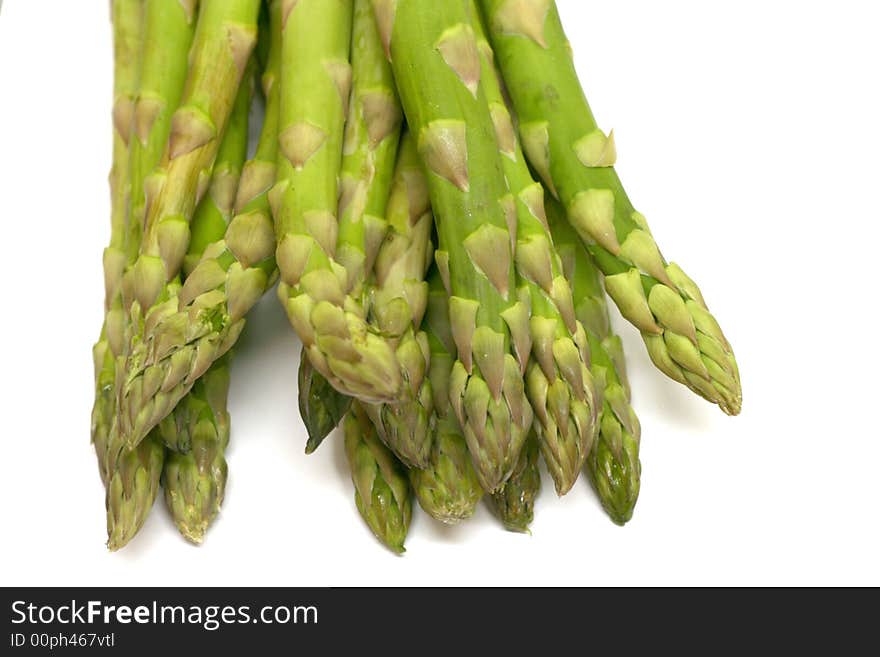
top-left (379, 0), bottom-right (533, 492)
top-left (469, 2), bottom-right (597, 495)
top-left (547, 196), bottom-right (641, 525)
top-left (116, 0), bottom-right (262, 448)
top-left (490, 431), bottom-right (541, 533)
top-left (274, 0), bottom-right (405, 404)
top-left (479, 0), bottom-right (741, 415)
top-left (101, 0), bottom-right (178, 551)
top-left (344, 402), bottom-right (412, 553)
top-left (362, 131), bottom-right (434, 468)
top-left (411, 270), bottom-right (483, 524)
top-left (298, 0), bottom-right (406, 454)
top-left (335, 0), bottom-right (401, 297)
top-left (98, 0), bottom-right (199, 482)
top-left (119, 0), bottom-right (283, 460)
top-left (92, 0), bottom-right (147, 487)
top-left (158, 62), bottom-right (253, 543)
top-left (161, 354), bottom-right (232, 543)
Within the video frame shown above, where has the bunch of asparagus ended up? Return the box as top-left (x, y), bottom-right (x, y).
top-left (94, 0), bottom-right (740, 552)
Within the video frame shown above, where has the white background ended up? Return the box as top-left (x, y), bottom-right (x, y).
top-left (1, 0), bottom-right (878, 586)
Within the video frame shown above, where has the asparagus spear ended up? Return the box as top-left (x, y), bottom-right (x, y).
top-left (479, 0), bottom-right (741, 415)
top-left (92, 0), bottom-right (144, 486)
top-left (344, 402), bottom-right (412, 553)
top-left (116, 0), bottom-right (261, 448)
top-left (98, 0), bottom-right (169, 552)
top-left (298, 0), bottom-right (404, 454)
top-left (548, 196), bottom-right (641, 525)
top-left (275, 0), bottom-right (413, 405)
top-left (125, 0), bottom-right (200, 266)
top-left (157, 57), bottom-right (253, 542)
top-left (411, 270), bottom-right (483, 524)
top-left (117, 0), bottom-right (283, 457)
top-left (362, 131), bottom-right (434, 468)
top-left (490, 431), bottom-right (541, 533)
top-left (336, 0), bottom-right (401, 297)
top-left (161, 353), bottom-right (232, 543)
top-left (99, 0), bottom-right (198, 478)
top-left (469, 3), bottom-right (597, 495)
top-left (377, 0), bottom-right (533, 492)
top-left (106, 435), bottom-right (165, 550)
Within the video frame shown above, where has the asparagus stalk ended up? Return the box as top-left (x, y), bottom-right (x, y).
top-left (411, 270), bottom-right (483, 524)
top-left (362, 131), bottom-right (434, 468)
top-left (117, 0), bottom-right (283, 457)
top-left (92, 0), bottom-right (144, 486)
top-left (336, 0), bottom-right (401, 296)
top-left (101, 0), bottom-right (186, 550)
top-left (274, 0), bottom-right (416, 405)
top-left (106, 435), bottom-right (166, 550)
top-left (298, 0), bottom-right (404, 454)
top-left (548, 196), bottom-right (641, 525)
top-left (157, 44), bottom-right (254, 545)
top-left (116, 0), bottom-right (261, 448)
top-left (99, 0), bottom-right (169, 552)
top-left (344, 402), bottom-right (412, 553)
top-left (490, 430), bottom-right (541, 533)
top-left (377, 0), bottom-right (533, 492)
top-left (479, 0), bottom-right (741, 415)
top-left (125, 0), bottom-right (200, 266)
top-left (469, 3), bottom-right (597, 495)
top-left (161, 354), bottom-right (232, 543)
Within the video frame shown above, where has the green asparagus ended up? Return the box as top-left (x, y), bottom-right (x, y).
top-left (335, 0), bottom-right (401, 296)
top-left (378, 0), bottom-right (533, 492)
top-left (344, 402), bottom-right (412, 553)
top-left (298, 0), bottom-right (407, 455)
top-left (362, 131), bottom-right (434, 468)
top-left (411, 270), bottom-right (483, 524)
top-left (469, 3), bottom-right (597, 495)
top-left (548, 196), bottom-right (641, 525)
top-left (116, 0), bottom-right (261, 448)
top-left (102, 0), bottom-right (184, 550)
top-left (479, 0), bottom-right (741, 415)
top-left (159, 41), bottom-right (253, 543)
top-left (161, 353), bottom-right (232, 543)
top-left (490, 431), bottom-right (541, 533)
top-left (275, 0), bottom-right (408, 404)
top-left (119, 0), bottom-right (283, 458)
top-left (92, 0), bottom-right (144, 486)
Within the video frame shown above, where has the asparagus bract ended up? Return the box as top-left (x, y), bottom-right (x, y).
top-left (490, 431), bottom-right (541, 533)
top-left (275, 0), bottom-right (408, 404)
top-left (410, 271), bottom-right (483, 524)
top-left (548, 197), bottom-right (641, 525)
top-left (378, 0), bottom-right (533, 492)
top-left (479, 0), bottom-right (741, 415)
top-left (362, 131), bottom-right (434, 468)
top-left (470, 4), bottom-right (597, 495)
top-left (117, 0), bottom-right (261, 448)
top-left (344, 402), bottom-right (412, 553)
